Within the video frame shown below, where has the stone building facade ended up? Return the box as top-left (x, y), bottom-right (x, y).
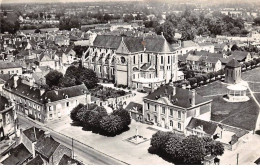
top-left (2, 75), bottom-right (91, 123)
top-left (82, 35), bottom-right (178, 90)
top-left (143, 83), bottom-right (212, 133)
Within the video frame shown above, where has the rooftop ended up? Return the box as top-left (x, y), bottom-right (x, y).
top-left (144, 85), bottom-right (211, 109)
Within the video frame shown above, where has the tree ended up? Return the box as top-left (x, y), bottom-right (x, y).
top-left (47, 14), bottom-right (51, 20)
top-left (211, 141), bottom-right (224, 156)
top-left (150, 131), bottom-right (172, 151)
top-left (59, 16), bottom-right (80, 30)
top-left (155, 21), bottom-right (176, 44)
top-left (254, 17), bottom-right (260, 25)
top-left (99, 115), bottom-right (124, 135)
top-left (34, 28), bottom-right (41, 34)
top-left (112, 108), bottom-right (131, 126)
top-left (231, 44), bottom-right (239, 51)
top-left (65, 65), bottom-right (98, 89)
top-left (104, 14), bottom-right (111, 22)
top-left (58, 76), bottom-right (76, 87)
top-left (45, 70), bottom-right (63, 87)
top-left (164, 134), bottom-right (184, 160)
top-left (181, 135), bottom-right (206, 164)
top-left (70, 104), bottom-right (84, 122)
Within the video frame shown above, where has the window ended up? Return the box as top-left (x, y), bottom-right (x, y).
top-left (147, 114), bottom-right (150, 121)
top-left (38, 113), bottom-right (41, 119)
top-left (133, 74), bottom-right (135, 79)
top-left (49, 106), bottom-right (52, 111)
top-left (6, 113), bottom-right (10, 124)
top-left (133, 55), bottom-right (136, 64)
top-left (168, 56), bottom-right (170, 64)
top-left (49, 114), bottom-right (52, 118)
top-left (141, 54), bottom-right (143, 63)
top-left (100, 66), bottom-right (102, 73)
top-left (147, 103), bottom-right (150, 110)
top-left (162, 107), bottom-right (165, 114)
top-left (154, 116), bottom-right (157, 123)
top-left (178, 123), bottom-right (181, 130)
top-left (154, 105), bottom-right (157, 111)
top-left (161, 56), bottom-right (163, 64)
top-left (170, 109), bottom-right (173, 116)
top-left (178, 111), bottom-right (181, 119)
top-left (148, 54), bottom-right (150, 62)
top-left (66, 102), bottom-right (70, 107)
top-left (170, 120), bottom-right (173, 127)
top-left (149, 74), bottom-right (152, 78)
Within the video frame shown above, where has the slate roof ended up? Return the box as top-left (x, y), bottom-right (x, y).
top-left (93, 35), bottom-right (122, 49)
top-left (186, 117), bottom-right (218, 135)
top-left (44, 84), bottom-right (89, 102)
top-left (144, 85), bottom-right (210, 108)
top-left (26, 155), bottom-right (44, 165)
top-left (125, 102), bottom-right (143, 114)
top-left (231, 51), bottom-right (250, 61)
top-left (0, 62), bottom-right (22, 69)
top-left (226, 58), bottom-right (241, 68)
top-left (35, 136), bottom-right (60, 159)
top-left (23, 127), bottom-right (45, 143)
top-left (58, 154), bottom-right (82, 165)
top-left (93, 35), bottom-right (174, 53)
top-left (1, 143), bottom-right (32, 165)
top-left (4, 76), bottom-right (89, 104)
top-left (0, 96), bottom-right (8, 111)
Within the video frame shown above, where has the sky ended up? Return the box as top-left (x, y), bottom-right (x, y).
top-left (0, 0), bottom-right (143, 4)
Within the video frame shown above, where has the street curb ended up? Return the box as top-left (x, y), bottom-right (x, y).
top-left (18, 113), bottom-right (130, 165)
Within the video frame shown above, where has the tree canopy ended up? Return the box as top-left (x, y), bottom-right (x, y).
top-left (148, 131), bottom-right (225, 164)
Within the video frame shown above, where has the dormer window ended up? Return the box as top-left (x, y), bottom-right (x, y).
top-left (65, 95), bottom-right (68, 99)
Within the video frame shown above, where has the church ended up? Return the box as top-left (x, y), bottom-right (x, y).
top-left (82, 34), bottom-right (178, 90)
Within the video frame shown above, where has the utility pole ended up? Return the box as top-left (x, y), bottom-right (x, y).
top-left (237, 153), bottom-right (239, 165)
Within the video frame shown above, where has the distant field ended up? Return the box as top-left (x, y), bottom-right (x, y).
top-left (196, 80), bottom-right (259, 131)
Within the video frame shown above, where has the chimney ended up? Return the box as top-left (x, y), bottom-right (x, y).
top-left (191, 89), bottom-right (196, 107)
top-left (13, 75), bottom-right (19, 88)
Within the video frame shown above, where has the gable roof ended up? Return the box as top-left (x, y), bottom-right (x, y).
top-left (186, 117), bottom-right (218, 135)
top-left (144, 85), bottom-right (210, 108)
top-left (0, 62), bottom-right (22, 69)
top-left (93, 35), bottom-right (122, 49)
top-left (1, 143), bottom-right (32, 165)
top-left (35, 136), bottom-right (60, 159)
top-left (23, 127), bottom-right (45, 143)
top-left (26, 155), bottom-right (44, 165)
top-left (58, 154), bottom-right (82, 165)
top-left (125, 102), bottom-right (143, 114)
top-left (94, 35), bottom-right (174, 53)
top-left (226, 58), bottom-right (241, 68)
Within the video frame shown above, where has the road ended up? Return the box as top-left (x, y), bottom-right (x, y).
top-left (18, 114), bottom-right (127, 165)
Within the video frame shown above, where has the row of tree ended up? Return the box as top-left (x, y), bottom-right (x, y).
top-left (148, 131), bottom-right (224, 165)
top-left (44, 65), bottom-right (98, 90)
top-left (182, 57), bottom-right (260, 87)
top-left (70, 104), bottom-right (131, 136)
